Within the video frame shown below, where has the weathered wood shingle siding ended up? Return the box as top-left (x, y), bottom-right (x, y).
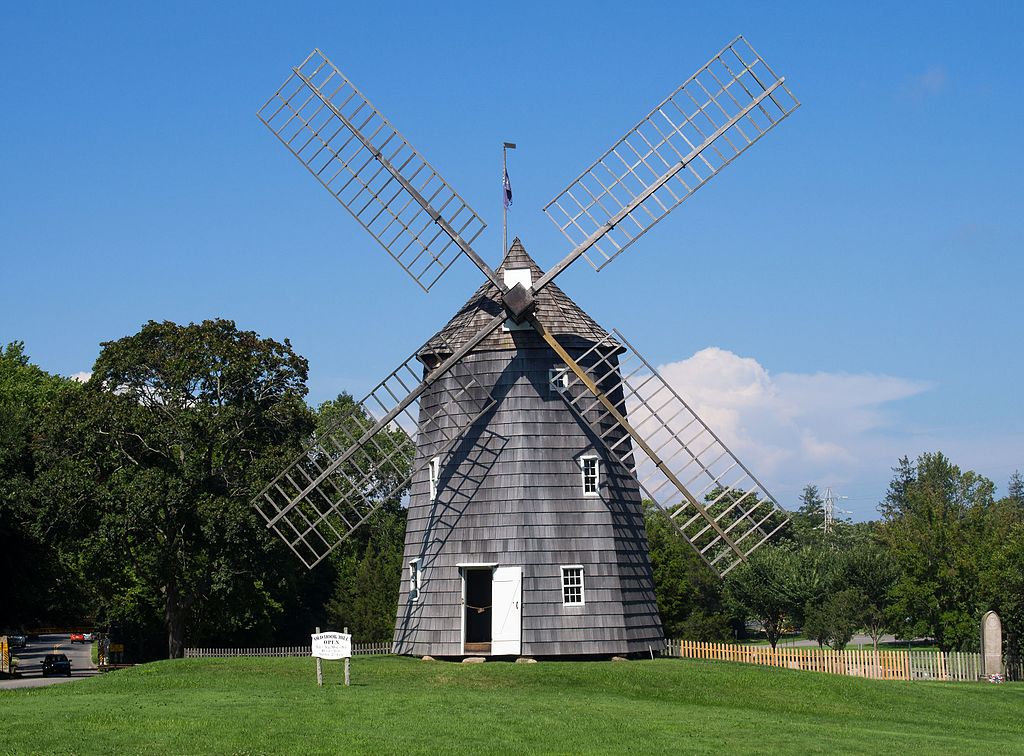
top-left (393, 340), bottom-right (664, 658)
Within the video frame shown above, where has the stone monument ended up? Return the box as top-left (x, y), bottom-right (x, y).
top-left (980, 610), bottom-right (1002, 677)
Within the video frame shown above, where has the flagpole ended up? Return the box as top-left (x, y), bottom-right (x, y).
top-left (502, 142), bottom-right (515, 256)
top-left (502, 144), bottom-right (508, 256)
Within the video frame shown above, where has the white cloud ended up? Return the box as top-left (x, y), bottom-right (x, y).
top-left (650, 347), bottom-right (933, 510)
top-left (71, 371), bottom-right (92, 383)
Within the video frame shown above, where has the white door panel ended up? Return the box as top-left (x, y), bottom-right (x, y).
top-left (491, 566), bottom-right (522, 655)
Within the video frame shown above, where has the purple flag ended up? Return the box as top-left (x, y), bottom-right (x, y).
top-left (503, 168), bottom-right (512, 209)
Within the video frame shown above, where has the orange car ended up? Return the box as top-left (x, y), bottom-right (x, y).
top-left (69, 632), bottom-right (90, 644)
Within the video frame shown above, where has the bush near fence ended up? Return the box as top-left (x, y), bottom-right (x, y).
top-left (184, 643), bottom-right (391, 659)
top-left (665, 639), bottom-right (1021, 682)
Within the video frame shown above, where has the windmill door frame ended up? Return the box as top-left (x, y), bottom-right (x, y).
top-left (457, 563), bottom-right (522, 656)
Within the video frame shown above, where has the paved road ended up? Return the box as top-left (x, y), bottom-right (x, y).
top-left (1, 634), bottom-right (99, 690)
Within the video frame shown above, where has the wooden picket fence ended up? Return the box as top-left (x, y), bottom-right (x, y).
top-left (665, 640), bottom-right (1022, 682)
top-left (184, 642), bottom-right (392, 659)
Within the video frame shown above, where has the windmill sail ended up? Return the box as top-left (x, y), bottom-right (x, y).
top-left (258, 49), bottom-right (490, 292)
top-left (254, 315), bottom-right (503, 568)
top-left (545, 326), bottom-right (788, 576)
top-left (543, 36), bottom-right (799, 274)
top-left (253, 36), bottom-right (799, 596)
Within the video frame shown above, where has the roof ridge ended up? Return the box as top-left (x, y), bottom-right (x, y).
top-left (422, 239), bottom-right (611, 356)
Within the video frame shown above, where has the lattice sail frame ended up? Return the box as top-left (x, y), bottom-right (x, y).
top-left (255, 321), bottom-right (495, 569)
top-left (555, 328), bottom-right (789, 576)
top-left (257, 49), bottom-right (487, 292)
top-left (254, 36), bottom-right (799, 575)
top-left (544, 35), bottom-right (799, 271)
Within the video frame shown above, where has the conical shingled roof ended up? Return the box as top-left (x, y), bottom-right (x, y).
top-left (422, 238), bottom-right (611, 357)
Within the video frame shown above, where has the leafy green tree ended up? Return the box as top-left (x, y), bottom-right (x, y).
top-left (0, 342), bottom-right (87, 627)
top-left (644, 502), bottom-right (730, 640)
top-left (842, 542), bottom-right (899, 651)
top-left (316, 393), bottom-right (411, 642)
top-left (786, 545), bottom-right (839, 627)
top-left (803, 588), bottom-right (865, 650)
top-left (879, 452), bottom-right (996, 651)
top-left (724, 547), bottom-right (801, 649)
top-left (36, 320), bottom-right (315, 658)
top-left (325, 507), bottom-right (406, 641)
top-left (974, 491), bottom-right (1024, 672)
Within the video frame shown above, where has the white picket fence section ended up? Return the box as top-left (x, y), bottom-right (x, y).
top-left (665, 639), bottom-right (1022, 682)
top-left (185, 642), bottom-right (391, 658)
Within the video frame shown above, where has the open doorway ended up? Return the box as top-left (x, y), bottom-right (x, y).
top-left (463, 568), bottom-right (492, 654)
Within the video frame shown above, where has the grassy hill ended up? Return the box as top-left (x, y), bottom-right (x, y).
top-left (2, 655), bottom-right (1022, 754)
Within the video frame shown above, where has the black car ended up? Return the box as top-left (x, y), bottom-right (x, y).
top-left (41, 653), bottom-right (72, 677)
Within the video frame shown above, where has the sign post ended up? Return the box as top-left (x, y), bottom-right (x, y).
top-left (311, 629), bottom-right (353, 687)
top-left (314, 627), bottom-right (323, 687)
top-left (343, 627), bottom-right (350, 687)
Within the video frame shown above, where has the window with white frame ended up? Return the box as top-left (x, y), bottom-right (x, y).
top-left (580, 455), bottom-right (600, 496)
top-left (428, 456), bottom-right (440, 501)
top-left (562, 565), bottom-right (585, 605)
top-left (548, 366), bottom-right (569, 395)
top-left (408, 559), bottom-right (421, 601)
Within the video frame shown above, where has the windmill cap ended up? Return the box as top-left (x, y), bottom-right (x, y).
top-left (420, 238), bottom-right (616, 359)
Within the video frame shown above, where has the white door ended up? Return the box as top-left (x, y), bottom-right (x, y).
top-left (491, 566), bottom-right (522, 655)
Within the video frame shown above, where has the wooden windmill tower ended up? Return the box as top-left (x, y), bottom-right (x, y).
top-left (254, 37), bottom-right (800, 658)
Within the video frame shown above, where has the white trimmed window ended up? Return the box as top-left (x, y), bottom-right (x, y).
top-left (548, 366), bottom-right (569, 395)
top-left (580, 455), bottom-right (600, 496)
top-left (428, 456), bottom-right (440, 501)
top-left (562, 565), bottom-right (585, 605)
top-left (409, 559), bottom-right (422, 601)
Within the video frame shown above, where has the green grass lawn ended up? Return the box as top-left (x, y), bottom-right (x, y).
top-left (2, 655), bottom-right (1022, 754)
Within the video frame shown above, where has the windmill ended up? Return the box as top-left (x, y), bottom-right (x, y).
top-left (254, 36), bottom-right (800, 658)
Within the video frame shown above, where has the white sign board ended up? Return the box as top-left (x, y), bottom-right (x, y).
top-left (311, 632), bottom-right (352, 660)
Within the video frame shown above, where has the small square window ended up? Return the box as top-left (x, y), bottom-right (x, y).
top-left (580, 456), bottom-right (600, 496)
top-left (549, 366), bottom-right (570, 395)
top-left (562, 565), bottom-right (585, 605)
top-left (428, 456), bottom-right (440, 501)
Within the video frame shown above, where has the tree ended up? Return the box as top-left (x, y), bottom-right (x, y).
top-left (779, 484), bottom-right (824, 547)
top-left (842, 542), bottom-right (899, 652)
top-left (316, 393), bottom-right (411, 642)
top-left (799, 484), bottom-right (824, 513)
top-left (974, 491), bottom-right (1024, 674)
top-left (644, 502), bottom-right (730, 640)
top-left (1009, 471), bottom-right (1024, 503)
top-left (878, 452), bottom-right (996, 651)
top-left (0, 342), bottom-right (86, 627)
top-left (801, 601), bottom-right (830, 648)
top-left (803, 588), bottom-right (865, 650)
top-left (724, 547), bottom-right (800, 649)
top-left (325, 506), bottom-right (406, 640)
top-left (37, 320), bottom-right (315, 658)
top-left (785, 545), bottom-right (838, 627)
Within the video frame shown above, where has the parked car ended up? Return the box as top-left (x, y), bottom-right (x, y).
top-left (41, 654), bottom-right (71, 677)
top-left (8, 635), bottom-right (28, 649)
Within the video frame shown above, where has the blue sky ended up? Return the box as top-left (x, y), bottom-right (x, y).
top-left (2, 1), bottom-right (1021, 519)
